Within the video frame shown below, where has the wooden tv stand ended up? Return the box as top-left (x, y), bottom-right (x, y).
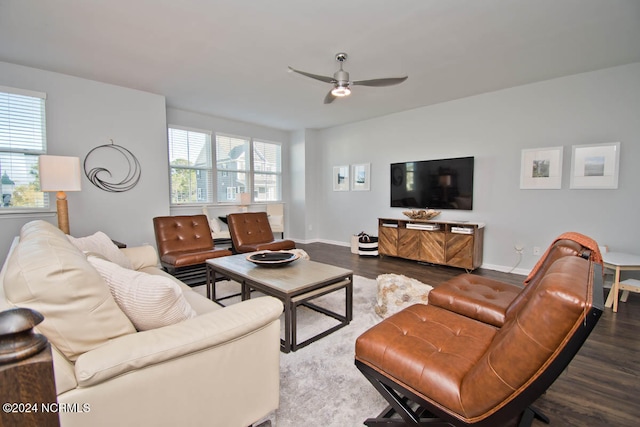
top-left (378, 218), bottom-right (484, 270)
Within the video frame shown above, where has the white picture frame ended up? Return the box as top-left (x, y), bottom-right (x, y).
top-left (351, 163), bottom-right (370, 191)
top-left (570, 142), bottom-right (620, 189)
top-left (520, 146), bottom-right (563, 189)
top-left (332, 165), bottom-right (349, 191)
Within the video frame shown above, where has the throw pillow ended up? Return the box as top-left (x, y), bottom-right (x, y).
top-left (3, 220), bottom-right (136, 361)
top-left (68, 231), bottom-right (133, 269)
top-left (201, 205), bottom-right (221, 234)
top-left (87, 256), bottom-right (197, 331)
top-left (374, 274), bottom-right (433, 319)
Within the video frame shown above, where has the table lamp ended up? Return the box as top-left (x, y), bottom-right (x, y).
top-left (39, 155), bottom-right (82, 234)
top-left (236, 192), bottom-right (251, 212)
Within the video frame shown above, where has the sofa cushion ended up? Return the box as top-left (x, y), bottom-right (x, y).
top-left (87, 255), bottom-right (197, 331)
top-left (68, 231), bottom-right (133, 269)
top-left (3, 220), bottom-right (136, 361)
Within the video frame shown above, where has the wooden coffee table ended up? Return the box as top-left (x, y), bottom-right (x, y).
top-left (206, 254), bottom-right (353, 353)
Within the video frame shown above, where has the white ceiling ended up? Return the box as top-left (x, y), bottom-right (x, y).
top-left (1, 0), bottom-right (639, 131)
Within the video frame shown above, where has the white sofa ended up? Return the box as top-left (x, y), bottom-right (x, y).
top-left (0, 220), bottom-right (283, 427)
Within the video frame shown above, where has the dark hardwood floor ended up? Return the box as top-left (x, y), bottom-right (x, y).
top-left (297, 242), bottom-right (640, 427)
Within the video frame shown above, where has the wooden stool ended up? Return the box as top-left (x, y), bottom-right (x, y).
top-left (619, 278), bottom-right (640, 303)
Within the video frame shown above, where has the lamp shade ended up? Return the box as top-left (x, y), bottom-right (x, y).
top-left (39, 155), bottom-right (82, 192)
top-left (236, 192), bottom-right (251, 206)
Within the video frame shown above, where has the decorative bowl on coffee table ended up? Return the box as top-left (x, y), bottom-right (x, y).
top-left (247, 251), bottom-right (300, 267)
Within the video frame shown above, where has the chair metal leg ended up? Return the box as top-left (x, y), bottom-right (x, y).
top-left (357, 360), bottom-right (451, 427)
top-left (518, 406), bottom-right (550, 427)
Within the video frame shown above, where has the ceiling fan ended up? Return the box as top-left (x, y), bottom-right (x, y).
top-left (288, 53), bottom-right (408, 104)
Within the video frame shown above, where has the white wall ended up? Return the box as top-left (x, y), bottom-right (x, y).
top-left (312, 63), bottom-right (640, 272)
top-left (289, 129), bottom-right (307, 240)
top-left (0, 61), bottom-right (169, 262)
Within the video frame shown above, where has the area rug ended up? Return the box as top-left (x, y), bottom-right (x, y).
top-left (193, 274), bottom-right (431, 427)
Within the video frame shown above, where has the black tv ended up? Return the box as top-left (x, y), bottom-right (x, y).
top-left (390, 156), bottom-right (474, 210)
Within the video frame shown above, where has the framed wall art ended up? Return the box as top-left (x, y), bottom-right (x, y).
top-left (351, 163), bottom-right (370, 191)
top-left (570, 142), bottom-right (620, 189)
top-left (520, 146), bottom-right (563, 189)
top-left (332, 165), bottom-right (349, 191)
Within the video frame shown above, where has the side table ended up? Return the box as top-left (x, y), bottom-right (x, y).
top-left (603, 252), bottom-right (640, 312)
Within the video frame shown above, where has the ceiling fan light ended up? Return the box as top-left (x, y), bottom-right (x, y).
top-left (331, 86), bottom-right (351, 97)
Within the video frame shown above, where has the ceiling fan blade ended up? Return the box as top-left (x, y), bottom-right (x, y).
top-left (324, 90), bottom-right (337, 104)
top-left (352, 76), bottom-right (408, 87)
top-left (288, 66), bottom-right (335, 84)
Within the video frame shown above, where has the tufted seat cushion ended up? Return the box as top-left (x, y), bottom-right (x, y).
top-left (356, 304), bottom-right (497, 415)
top-left (428, 275), bottom-right (521, 327)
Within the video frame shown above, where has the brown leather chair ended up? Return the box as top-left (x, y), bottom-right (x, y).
top-left (227, 212), bottom-right (295, 253)
top-left (153, 215), bottom-right (231, 288)
top-left (355, 237), bottom-right (603, 427)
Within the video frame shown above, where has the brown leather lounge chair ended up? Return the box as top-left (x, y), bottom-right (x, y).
top-left (153, 215), bottom-right (231, 293)
top-left (355, 234), bottom-right (604, 427)
top-left (227, 212), bottom-right (295, 253)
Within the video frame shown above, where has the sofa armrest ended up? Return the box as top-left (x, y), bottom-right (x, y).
top-left (120, 245), bottom-right (160, 270)
top-left (74, 296), bottom-right (283, 387)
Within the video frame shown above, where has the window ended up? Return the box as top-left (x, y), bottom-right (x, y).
top-left (252, 139), bottom-right (281, 202)
top-left (168, 127), bottom-right (282, 205)
top-left (0, 86), bottom-right (48, 211)
top-left (215, 134), bottom-right (250, 203)
top-left (215, 135), bottom-right (282, 203)
top-left (168, 126), bottom-right (213, 205)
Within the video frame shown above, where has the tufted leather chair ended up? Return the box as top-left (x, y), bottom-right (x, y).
top-left (153, 215), bottom-right (232, 286)
top-left (226, 212), bottom-right (295, 253)
top-left (355, 237), bottom-right (603, 427)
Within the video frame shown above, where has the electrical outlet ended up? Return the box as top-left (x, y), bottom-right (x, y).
top-left (533, 246), bottom-right (541, 255)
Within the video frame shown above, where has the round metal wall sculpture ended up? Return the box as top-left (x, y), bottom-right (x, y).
top-left (84, 140), bottom-right (141, 192)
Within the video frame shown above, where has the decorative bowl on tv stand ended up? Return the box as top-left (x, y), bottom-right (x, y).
top-left (402, 209), bottom-right (441, 221)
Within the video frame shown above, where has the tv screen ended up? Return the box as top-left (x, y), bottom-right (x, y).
top-left (390, 156), bottom-right (474, 210)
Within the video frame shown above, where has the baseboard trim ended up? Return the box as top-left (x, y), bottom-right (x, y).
top-left (480, 263), bottom-right (531, 276)
top-left (290, 238), bottom-right (350, 247)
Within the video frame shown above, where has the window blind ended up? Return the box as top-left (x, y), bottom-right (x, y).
top-left (168, 126), bottom-right (213, 204)
top-left (0, 87), bottom-right (48, 209)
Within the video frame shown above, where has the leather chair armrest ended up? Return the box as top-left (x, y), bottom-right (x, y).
top-left (120, 245), bottom-right (160, 270)
top-left (74, 297), bottom-right (283, 387)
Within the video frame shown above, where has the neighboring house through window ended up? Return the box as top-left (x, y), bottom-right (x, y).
top-left (252, 139), bottom-right (282, 202)
top-left (0, 86), bottom-right (48, 211)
